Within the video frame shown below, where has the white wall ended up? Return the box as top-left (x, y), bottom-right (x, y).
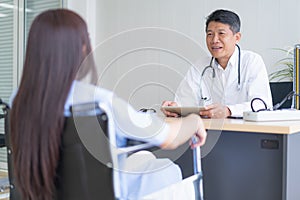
top-left (67, 0), bottom-right (300, 110)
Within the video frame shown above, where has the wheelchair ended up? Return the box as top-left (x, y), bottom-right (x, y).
top-left (0, 99), bottom-right (204, 200)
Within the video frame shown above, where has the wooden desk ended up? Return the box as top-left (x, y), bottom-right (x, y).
top-left (174, 118), bottom-right (300, 200)
top-left (202, 118), bottom-right (300, 134)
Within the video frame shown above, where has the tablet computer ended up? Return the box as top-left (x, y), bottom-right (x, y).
top-left (161, 106), bottom-right (206, 116)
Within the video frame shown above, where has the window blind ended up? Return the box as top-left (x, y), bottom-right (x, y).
top-left (0, 0), bottom-right (14, 170)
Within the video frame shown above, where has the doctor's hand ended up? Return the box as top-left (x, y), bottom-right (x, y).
top-left (161, 101), bottom-right (179, 117)
top-left (199, 103), bottom-right (231, 118)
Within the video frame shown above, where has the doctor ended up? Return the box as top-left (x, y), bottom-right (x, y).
top-left (162, 9), bottom-right (272, 118)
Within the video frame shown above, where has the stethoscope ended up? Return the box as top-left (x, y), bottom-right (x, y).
top-left (200, 44), bottom-right (241, 102)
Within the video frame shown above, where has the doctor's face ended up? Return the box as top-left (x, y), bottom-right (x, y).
top-left (206, 21), bottom-right (241, 68)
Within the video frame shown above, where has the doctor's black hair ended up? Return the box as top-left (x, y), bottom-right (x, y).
top-left (205, 9), bottom-right (241, 34)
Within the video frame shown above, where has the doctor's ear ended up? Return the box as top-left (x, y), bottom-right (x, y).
top-left (235, 32), bottom-right (241, 42)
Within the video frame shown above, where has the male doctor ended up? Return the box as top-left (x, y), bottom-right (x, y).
top-left (162, 9), bottom-right (272, 118)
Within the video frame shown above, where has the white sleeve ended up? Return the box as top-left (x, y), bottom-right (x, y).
top-left (228, 54), bottom-right (272, 116)
top-left (175, 65), bottom-right (202, 106)
top-left (227, 102), bottom-right (251, 117)
top-left (111, 96), bottom-right (170, 146)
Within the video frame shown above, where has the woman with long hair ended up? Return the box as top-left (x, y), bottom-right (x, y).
top-left (10, 9), bottom-right (206, 200)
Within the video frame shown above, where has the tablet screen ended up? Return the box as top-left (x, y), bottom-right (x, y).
top-left (161, 106), bottom-right (206, 116)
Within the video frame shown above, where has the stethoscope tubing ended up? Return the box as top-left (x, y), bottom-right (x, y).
top-left (205, 44), bottom-right (241, 87)
top-left (200, 44), bottom-right (241, 101)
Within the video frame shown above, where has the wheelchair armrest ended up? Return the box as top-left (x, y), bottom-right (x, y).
top-left (0, 135), bottom-right (5, 148)
top-left (117, 143), bottom-right (155, 155)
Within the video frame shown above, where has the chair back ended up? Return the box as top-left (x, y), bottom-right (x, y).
top-left (3, 102), bottom-right (116, 200)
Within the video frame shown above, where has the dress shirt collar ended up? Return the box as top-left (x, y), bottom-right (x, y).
top-left (212, 45), bottom-right (239, 71)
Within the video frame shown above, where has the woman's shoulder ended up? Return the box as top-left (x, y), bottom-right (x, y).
top-left (68, 81), bottom-right (114, 105)
top-left (74, 81), bottom-right (112, 94)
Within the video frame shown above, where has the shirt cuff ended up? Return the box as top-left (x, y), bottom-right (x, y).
top-left (227, 105), bottom-right (243, 117)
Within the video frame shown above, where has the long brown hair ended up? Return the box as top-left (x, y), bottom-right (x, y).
top-left (10, 9), bottom-right (96, 200)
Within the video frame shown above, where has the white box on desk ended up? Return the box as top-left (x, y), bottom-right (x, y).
top-left (243, 109), bottom-right (300, 122)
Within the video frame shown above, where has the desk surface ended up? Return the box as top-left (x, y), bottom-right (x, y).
top-left (202, 118), bottom-right (300, 134)
top-left (165, 117), bottom-right (300, 134)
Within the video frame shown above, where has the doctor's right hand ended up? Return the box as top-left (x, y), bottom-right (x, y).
top-left (199, 103), bottom-right (231, 118)
top-left (161, 101), bottom-right (179, 117)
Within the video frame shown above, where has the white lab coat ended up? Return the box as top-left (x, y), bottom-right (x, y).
top-left (175, 46), bottom-right (273, 117)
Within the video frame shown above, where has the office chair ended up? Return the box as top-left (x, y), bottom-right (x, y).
top-left (0, 100), bottom-right (10, 199)
top-left (269, 82), bottom-right (293, 109)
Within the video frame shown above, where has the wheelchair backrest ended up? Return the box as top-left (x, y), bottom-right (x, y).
top-left (3, 102), bottom-right (116, 200)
